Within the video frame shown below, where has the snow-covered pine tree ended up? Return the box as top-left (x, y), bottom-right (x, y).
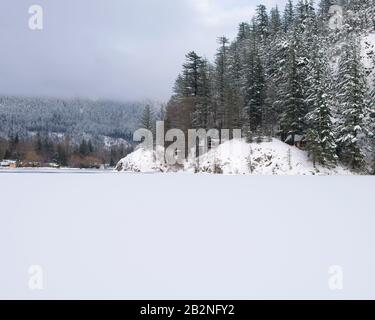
top-left (214, 36), bottom-right (231, 129)
top-left (139, 105), bottom-right (155, 132)
top-left (192, 58), bottom-right (213, 129)
top-left (242, 21), bottom-right (267, 139)
top-left (336, 37), bottom-right (369, 170)
top-left (227, 41), bottom-right (244, 130)
top-left (182, 51), bottom-right (203, 97)
top-left (168, 51), bottom-right (214, 130)
top-left (237, 22), bottom-right (251, 42)
top-left (305, 39), bottom-right (338, 167)
top-left (280, 33), bottom-right (307, 143)
top-left (264, 6), bottom-right (286, 137)
top-left (243, 52), bottom-right (266, 138)
top-left (294, 0), bottom-right (318, 115)
top-left (255, 4), bottom-right (270, 40)
top-left (283, 0), bottom-right (295, 33)
top-left (270, 6), bottom-right (283, 35)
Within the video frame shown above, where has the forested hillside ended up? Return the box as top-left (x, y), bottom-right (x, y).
top-left (0, 96), bottom-right (147, 141)
top-left (165, 0), bottom-right (375, 172)
top-left (0, 97), bottom-right (160, 167)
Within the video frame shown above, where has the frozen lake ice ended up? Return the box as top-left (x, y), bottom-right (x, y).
top-left (0, 171), bottom-right (374, 299)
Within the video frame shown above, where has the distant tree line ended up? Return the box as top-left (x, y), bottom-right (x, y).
top-left (0, 97), bottom-right (164, 167)
top-left (0, 134), bottom-right (132, 168)
top-left (0, 96), bottom-right (151, 141)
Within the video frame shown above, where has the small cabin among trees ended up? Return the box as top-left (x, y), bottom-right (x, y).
top-left (285, 134), bottom-right (306, 150)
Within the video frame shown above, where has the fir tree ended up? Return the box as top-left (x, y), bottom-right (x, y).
top-left (237, 22), bottom-right (251, 41)
top-left (227, 42), bottom-right (244, 129)
top-left (255, 5), bottom-right (270, 40)
top-left (215, 36), bottom-right (231, 129)
top-left (192, 58), bottom-right (213, 129)
top-left (182, 51), bottom-right (203, 97)
top-left (243, 47), bottom-right (266, 137)
top-left (55, 143), bottom-right (68, 166)
top-left (139, 105), bottom-right (155, 131)
top-left (270, 6), bottom-right (283, 35)
top-left (280, 37), bottom-right (307, 143)
top-left (336, 37), bottom-right (368, 170)
top-left (79, 139), bottom-right (89, 156)
top-left (283, 0), bottom-right (295, 33)
top-left (305, 41), bottom-right (338, 167)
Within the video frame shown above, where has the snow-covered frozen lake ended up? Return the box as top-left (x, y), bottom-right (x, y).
top-left (0, 171), bottom-right (374, 299)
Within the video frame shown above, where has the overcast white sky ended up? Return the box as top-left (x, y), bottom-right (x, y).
top-left (0, 0), bottom-right (286, 102)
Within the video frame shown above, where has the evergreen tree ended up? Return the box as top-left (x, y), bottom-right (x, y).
top-left (305, 41), bottom-right (338, 167)
top-left (192, 58), bottom-right (213, 129)
top-left (267, 24), bottom-right (289, 137)
top-left (295, 0), bottom-right (318, 113)
top-left (283, 0), bottom-right (295, 32)
top-left (214, 36), bottom-right (231, 129)
top-left (167, 51), bottom-right (214, 130)
top-left (280, 39), bottom-right (306, 143)
top-left (88, 140), bottom-right (94, 153)
top-left (237, 22), bottom-right (251, 41)
top-left (4, 149), bottom-right (11, 160)
top-left (270, 6), bottom-right (283, 35)
top-left (55, 143), bottom-right (68, 166)
top-left (157, 104), bottom-right (167, 121)
top-left (243, 42), bottom-right (266, 137)
top-left (182, 51), bottom-right (203, 97)
top-left (79, 139), bottom-right (89, 156)
top-left (139, 105), bottom-right (155, 131)
top-left (336, 37), bottom-right (368, 170)
top-left (35, 133), bottom-right (42, 152)
top-left (226, 42), bottom-right (244, 130)
top-left (256, 5), bottom-right (270, 40)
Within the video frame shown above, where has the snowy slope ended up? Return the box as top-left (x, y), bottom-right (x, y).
top-left (116, 139), bottom-right (352, 175)
top-left (188, 139), bottom-right (351, 175)
top-left (115, 147), bottom-right (166, 173)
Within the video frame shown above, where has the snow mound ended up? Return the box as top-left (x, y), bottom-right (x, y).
top-left (187, 139), bottom-right (352, 175)
top-left (117, 139), bottom-right (352, 175)
top-left (115, 147), bottom-right (166, 173)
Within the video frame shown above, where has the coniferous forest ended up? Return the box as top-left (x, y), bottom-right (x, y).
top-left (0, 97), bottom-right (147, 167)
top-left (165, 0), bottom-right (375, 172)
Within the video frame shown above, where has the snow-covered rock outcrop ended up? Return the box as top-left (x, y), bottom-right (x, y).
top-left (117, 139), bottom-right (352, 175)
top-left (115, 147), bottom-right (166, 173)
top-left (187, 139), bottom-right (351, 175)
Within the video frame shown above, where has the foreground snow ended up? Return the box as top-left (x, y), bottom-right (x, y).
top-left (116, 139), bottom-right (353, 175)
top-left (1, 172), bottom-right (374, 299)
